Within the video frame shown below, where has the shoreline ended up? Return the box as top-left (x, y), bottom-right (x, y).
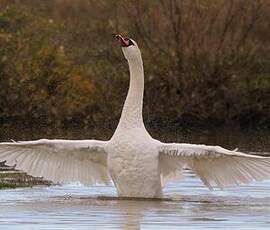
top-left (0, 163), bottom-right (51, 189)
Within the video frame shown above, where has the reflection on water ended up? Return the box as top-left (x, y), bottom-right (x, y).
top-left (0, 126), bottom-right (270, 229)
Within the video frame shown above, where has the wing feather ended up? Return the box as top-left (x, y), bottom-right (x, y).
top-left (159, 142), bottom-right (270, 189)
top-left (0, 139), bottom-right (110, 185)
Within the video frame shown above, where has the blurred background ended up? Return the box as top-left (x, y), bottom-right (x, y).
top-left (0, 0), bottom-right (269, 132)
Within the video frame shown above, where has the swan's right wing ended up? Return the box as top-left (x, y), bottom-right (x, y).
top-left (0, 139), bottom-right (111, 185)
top-left (159, 143), bottom-right (270, 189)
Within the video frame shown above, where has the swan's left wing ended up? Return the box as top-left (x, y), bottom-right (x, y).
top-left (0, 139), bottom-right (110, 185)
top-left (158, 142), bottom-right (270, 189)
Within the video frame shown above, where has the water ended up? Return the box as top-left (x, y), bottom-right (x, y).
top-left (1, 173), bottom-right (270, 229)
top-left (0, 126), bottom-right (270, 229)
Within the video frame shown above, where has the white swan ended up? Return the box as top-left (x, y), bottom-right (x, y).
top-left (1, 34), bottom-right (270, 198)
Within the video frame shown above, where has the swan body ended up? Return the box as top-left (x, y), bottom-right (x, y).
top-left (108, 127), bottom-right (162, 198)
top-left (1, 35), bottom-right (270, 198)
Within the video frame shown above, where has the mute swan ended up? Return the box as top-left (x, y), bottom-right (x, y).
top-left (1, 34), bottom-right (270, 198)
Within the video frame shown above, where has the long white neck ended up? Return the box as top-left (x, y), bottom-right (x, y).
top-left (117, 57), bottom-right (145, 129)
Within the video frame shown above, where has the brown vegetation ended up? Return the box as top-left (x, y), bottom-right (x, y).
top-left (0, 0), bottom-right (269, 128)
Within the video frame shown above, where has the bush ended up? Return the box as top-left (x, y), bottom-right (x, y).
top-left (0, 1), bottom-right (269, 128)
top-left (0, 5), bottom-right (96, 125)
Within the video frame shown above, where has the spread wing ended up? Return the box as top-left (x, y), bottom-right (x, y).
top-left (159, 142), bottom-right (270, 190)
top-left (0, 139), bottom-right (110, 185)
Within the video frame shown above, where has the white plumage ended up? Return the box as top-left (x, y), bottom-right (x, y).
top-left (0, 35), bottom-right (270, 198)
top-left (0, 139), bottom-right (110, 185)
top-left (159, 143), bottom-right (270, 190)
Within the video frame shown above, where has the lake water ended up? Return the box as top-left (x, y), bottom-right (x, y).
top-left (0, 126), bottom-right (270, 229)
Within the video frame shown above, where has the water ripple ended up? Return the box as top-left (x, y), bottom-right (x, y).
top-left (1, 171), bottom-right (270, 229)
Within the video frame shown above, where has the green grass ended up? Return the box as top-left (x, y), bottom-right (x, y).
top-left (0, 170), bottom-right (52, 189)
top-left (0, 181), bottom-right (18, 189)
top-left (0, 179), bottom-right (51, 189)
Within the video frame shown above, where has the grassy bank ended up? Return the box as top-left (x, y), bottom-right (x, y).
top-left (0, 164), bottom-right (51, 189)
top-left (0, 182), bottom-right (17, 189)
top-left (0, 178), bottom-right (50, 189)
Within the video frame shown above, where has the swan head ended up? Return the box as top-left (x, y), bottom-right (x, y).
top-left (114, 34), bottom-right (141, 62)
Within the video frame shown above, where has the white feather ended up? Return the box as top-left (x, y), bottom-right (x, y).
top-left (0, 139), bottom-right (110, 185)
top-left (159, 143), bottom-right (270, 189)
